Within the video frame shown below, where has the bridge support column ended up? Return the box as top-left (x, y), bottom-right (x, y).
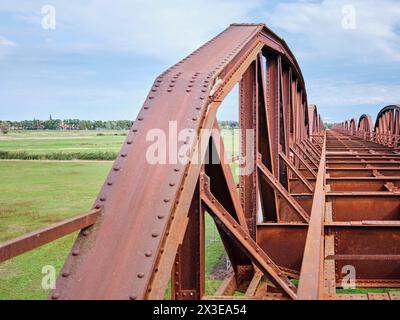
top-left (171, 182), bottom-right (205, 300)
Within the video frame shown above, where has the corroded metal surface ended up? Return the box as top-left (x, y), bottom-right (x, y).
top-left (1, 24), bottom-right (399, 300)
top-left (0, 209), bottom-right (100, 263)
top-left (48, 23), bottom-right (316, 300)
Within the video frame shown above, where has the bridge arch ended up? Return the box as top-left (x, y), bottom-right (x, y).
top-left (4, 22), bottom-right (400, 301)
top-left (349, 118), bottom-right (357, 135)
top-left (358, 114), bottom-right (373, 133)
top-left (308, 104), bottom-right (321, 135)
top-left (48, 23), bottom-right (323, 300)
top-left (357, 114), bottom-right (373, 139)
top-left (374, 105), bottom-right (400, 145)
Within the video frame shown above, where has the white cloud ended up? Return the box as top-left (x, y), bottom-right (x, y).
top-left (267, 0), bottom-right (400, 62)
top-left (0, 0), bottom-right (261, 61)
top-left (0, 36), bottom-right (16, 60)
top-left (66, 0), bottom-right (261, 60)
top-left (0, 36), bottom-right (16, 47)
top-left (309, 79), bottom-right (400, 108)
top-left (1, 0), bottom-right (399, 121)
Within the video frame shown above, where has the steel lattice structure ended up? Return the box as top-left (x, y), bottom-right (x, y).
top-left (1, 24), bottom-right (400, 300)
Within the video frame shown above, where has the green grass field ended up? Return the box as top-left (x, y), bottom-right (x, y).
top-left (0, 129), bottom-right (238, 299)
top-left (0, 129), bottom-right (239, 155)
top-left (0, 161), bottom-right (112, 299)
top-left (1, 129), bottom-right (397, 299)
top-left (0, 130), bottom-right (127, 155)
top-left (0, 161), bottom-right (227, 299)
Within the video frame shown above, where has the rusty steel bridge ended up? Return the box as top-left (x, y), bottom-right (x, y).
top-left (1, 23), bottom-right (400, 300)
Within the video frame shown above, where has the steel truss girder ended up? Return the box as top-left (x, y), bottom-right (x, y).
top-left (0, 22), bottom-right (321, 301)
top-left (15, 22), bottom-right (400, 301)
top-left (45, 23), bottom-right (319, 300)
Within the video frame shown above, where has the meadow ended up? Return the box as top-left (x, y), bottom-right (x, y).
top-left (0, 130), bottom-right (127, 161)
top-left (0, 129), bottom-right (239, 299)
top-left (1, 129), bottom-right (392, 299)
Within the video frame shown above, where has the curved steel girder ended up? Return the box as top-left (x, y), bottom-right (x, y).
top-left (358, 114), bottom-right (373, 133)
top-left (51, 23), bottom-right (321, 300)
top-left (374, 105), bottom-right (400, 134)
top-left (307, 104), bottom-right (321, 135)
top-left (349, 118), bottom-right (357, 135)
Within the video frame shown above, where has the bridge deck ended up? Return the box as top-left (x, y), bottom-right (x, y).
top-left (321, 129), bottom-right (400, 299)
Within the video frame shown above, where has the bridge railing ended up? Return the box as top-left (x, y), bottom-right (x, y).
top-left (335, 104), bottom-right (400, 149)
top-left (341, 129), bottom-right (400, 148)
top-left (0, 209), bottom-right (100, 264)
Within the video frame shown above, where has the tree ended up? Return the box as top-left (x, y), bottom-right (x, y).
top-left (0, 121), bottom-right (10, 134)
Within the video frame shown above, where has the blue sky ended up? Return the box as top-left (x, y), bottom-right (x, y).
top-left (0, 0), bottom-right (399, 123)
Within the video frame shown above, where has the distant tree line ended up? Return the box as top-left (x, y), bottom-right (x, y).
top-left (0, 118), bottom-right (239, 133)
top-left (219, 121), bottom-right (238, 129)
top-left (0, 117), bottom-right (133, 132)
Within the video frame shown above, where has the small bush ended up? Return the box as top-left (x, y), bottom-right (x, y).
top-left (0, 122), bottom-right (10, 134)
top-left (96, 132), bottom-right (127, 136)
